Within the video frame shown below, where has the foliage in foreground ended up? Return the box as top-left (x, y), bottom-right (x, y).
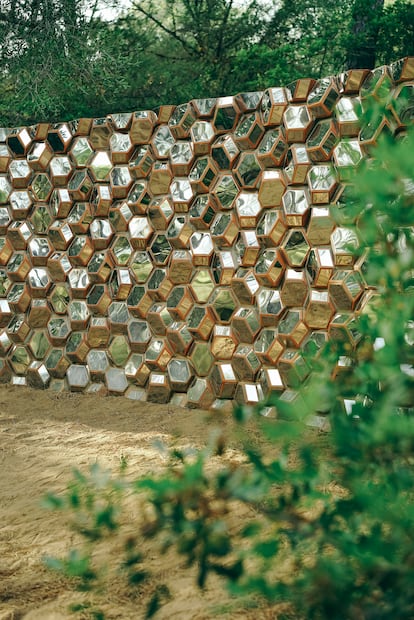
top-left (44, 129), bottom-right (414, 618)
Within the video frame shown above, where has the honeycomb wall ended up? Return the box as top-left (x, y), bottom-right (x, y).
top-left (0, 58), bottom-right (413, 408)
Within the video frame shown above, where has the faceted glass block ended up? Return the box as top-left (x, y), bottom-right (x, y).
top-left (47, 317), bottom-right (70, 346)
top-left (187, 305), bottom-right (215, 340)
top-left (308, 164), bottom-right (338, 203)
top-left (190, 269), bottom-right (215, 304)
top-left (6, 252), bottom-right (31, 282)
top-left (231, 268), bottom-right (260, 305)
top-left (211, 250), bottom-right (238, 285)
top-left (234, 112), bottom-right (264, 150)
top-left (258, 170), bottom-right (286, 208)
top-left (235, 192), bottom-right (262, 227)
top-left (234, 382), bottom-right (263, 406)
top-left (128, 319), bottom-right (151, 352)
top-left (283, 105), bottom-right (313, 142)
top-left (105, 367), bottom-right (128, 394)
top-left (45, 349), bottom-right (70, 379)
top-left (253, 328), bottom-right (283, 364)
top-left (0, 299), bottom-right (12, 326)
top-left (284, 144), bottom-right (311, 185)
top-left (109, 334), bottom-right (130, 366)
top-left (146, 268), bottom-right (173, 302)
top-left (110, 235), bottom-right (132, 266)
top-left (147, 302), bottom-right (173, 335)
top-left (124, 353), bottom-right (150, 386)
top-left (278, 309), bottom-right (308, 348)
top-left (67, 202), bottom-right (93, 234)
top-left (306, 247), bottom-right (334, 287)
top-left (109, 268), bottom-right (132, 301)
top-left (149, 234), bottom-right (171, 266)
top-left (87, 349), bottom-right (110, 380)
top-left (128, 216), bottom-right (154, 250)
top-left (144, 338), bottom-right (172, 371)
top-left (234, 152), bottom-right (262, 188)
top-left (329, 313), bottom-right (361, 347)
top-left (170, 178), bottom-right (193, 208)
top-left (260, 87), bottom-right (290, 126)
top-left (0, 176), bottom-right (12, 203)
top-left (335, 97), bottom-right (361, 137)
top-left (167, 359), bottom-right (193, 392)
top-left (212, 173), bottom-right (240, 208)
top-left (90, 219), bottom-right (114, 250)
top-left (148, 197), bottom-right (174, 230)
top-left (108, 301), bottom-right (130, 333)
top-left (210, 288), bottom-right (237, 323)
top-left (65, 331), bottom-right (90, 363)
top-left (281, 229), bottom-right (310, 267)
top-left (256, 209), bottom-right (286, 247)
top-left (331, 227), bottom-right (359, 266)
top-left (333, 140), bottom-right (363, 180)
top-left (109, 201), bottom-right (133, 232)
top-left (166, 321), bottom-right (193, 355)
top-left (0, 238), bottom-right (13, 266)
top-left (257, 128), bottom-right (287, 168)
top-left (70, 137), bottom-right (93, 167)
top-left (192, 98), bottom-right (217, 118)
top-left (282, 188), bottom-right (310, 227)
top-left (89, 151), bottom-right (112, 181)
top-left (212, 96), bottom-right (240, 133)
top-left (306, 207), bottom-right (335, 245)
top-left (9, 159), bottom-right (32, 188)
top-left (233, 344), bottom-right (261, 381)
top-left (31, 205), bottom-right (53, 234)
top-left (231, 307), bottom-right (261, 343)
top-left (0, 144), bottom-right (11, 173)
top-left (211, 135), bottom-right (240, 170)
top-left (190, 121), bottom-right (215, 155)
top-left (68, 236), bottom-right (94, 267)
top-left (304, 290), bottom-right (334, 329)
top-left (49, 156), bottom-right (72, 186)
top-left (170, 141), bottom-right (194, 175)
top-left (147, 372), bottom-right (171, 404)
top-left (148, 162), bottom-right (172, 196)
top-left (278, 349), bottom-right (311, 388)
top-left (254, 249), bottom-right (284, 287)
top-left (211, 212), bottom-right (239, 248)
top-left (211, 325), bottom-right (237, 360)
top-left (10, 345), bottom-right (31, 374)
top-left (30, 173), bottom-right (52, 202)
top-left (187, 377), bottom-right (215, 409)
top-left (308, 78), bottom-right (339, 118)
top-left (0, 206), bottom-right (11, 232)
top-left (211, 362), bottom-right (237, 398)
top-left (27, 267), bottom-right (52, 297)
top-left (67, 170), bottom-right (93, 200)
top-left (87, 284), bottom-right (111, 315)
top-left (169, 102), bottom-right (196, 139)
top-left (7, 282), bottom-right (31, 312)
top-left (50, 285), bottom-right (70, 315)
top-left (87, 252), bottom-right (113, 284)
top-left (67, 364), bottom-right (90, 391)
top-left (168, 249), bottom-right (193, 285)
top-left (328, 269), bottom-right (365, 310)
top-left (68, 268), bottom-right (91, 298)
top-left (130, 110), bottom-right (157, 145)
top-left (68, 300), bottom-right (90, 330)
top-left (7, 221), bottom-right (33, 250)
top-left (6, 128), bottom-right (32, 156)
top-left (189, 232), bottom-right (214, 266)
top-left (166, 286), bottom-right (193, 321)
top-left (110, 132), bottom-right (134, 164)
top-left (236, 230), bottom-right (260, 267)
top-left (87, 317), bottom-right (110, 348)
top-left (280, 269), bottom-right (309, 307)
top-left (259, 367), bottom-right (284, 397)
top-left (306, 118), bottom-right (338, 162)
top-left (27, 299), bottom-right (51, 328)
top-left (152, 125), bottom-right (175, 158)
top-left (110, 166), bottom-right (133, 199)
top-left (47, 123), bottom-right (72, 152)
top-left (189, 156), bottom-right (217, 193)
top-left (9, 190), bottom-right (32, 219)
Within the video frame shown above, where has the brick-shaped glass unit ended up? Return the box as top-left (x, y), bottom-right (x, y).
top-left (0, 57), bottom-right (413, 407)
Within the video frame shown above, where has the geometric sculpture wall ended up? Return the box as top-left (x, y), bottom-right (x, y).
top-left (0, 57), bottom-right (413, 408)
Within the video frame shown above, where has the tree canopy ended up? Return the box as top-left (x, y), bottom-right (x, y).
top-left (0, 0), bottom-right (413, 126)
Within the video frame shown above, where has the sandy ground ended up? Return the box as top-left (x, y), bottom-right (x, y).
top-left (0, 384), bottom-right (281, 620)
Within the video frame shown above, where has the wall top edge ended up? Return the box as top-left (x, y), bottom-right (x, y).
top-left (0, 57), bottom-right (413, 135)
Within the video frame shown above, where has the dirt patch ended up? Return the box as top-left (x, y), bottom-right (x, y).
top-left (0, 384), bottom-right (281, 620)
